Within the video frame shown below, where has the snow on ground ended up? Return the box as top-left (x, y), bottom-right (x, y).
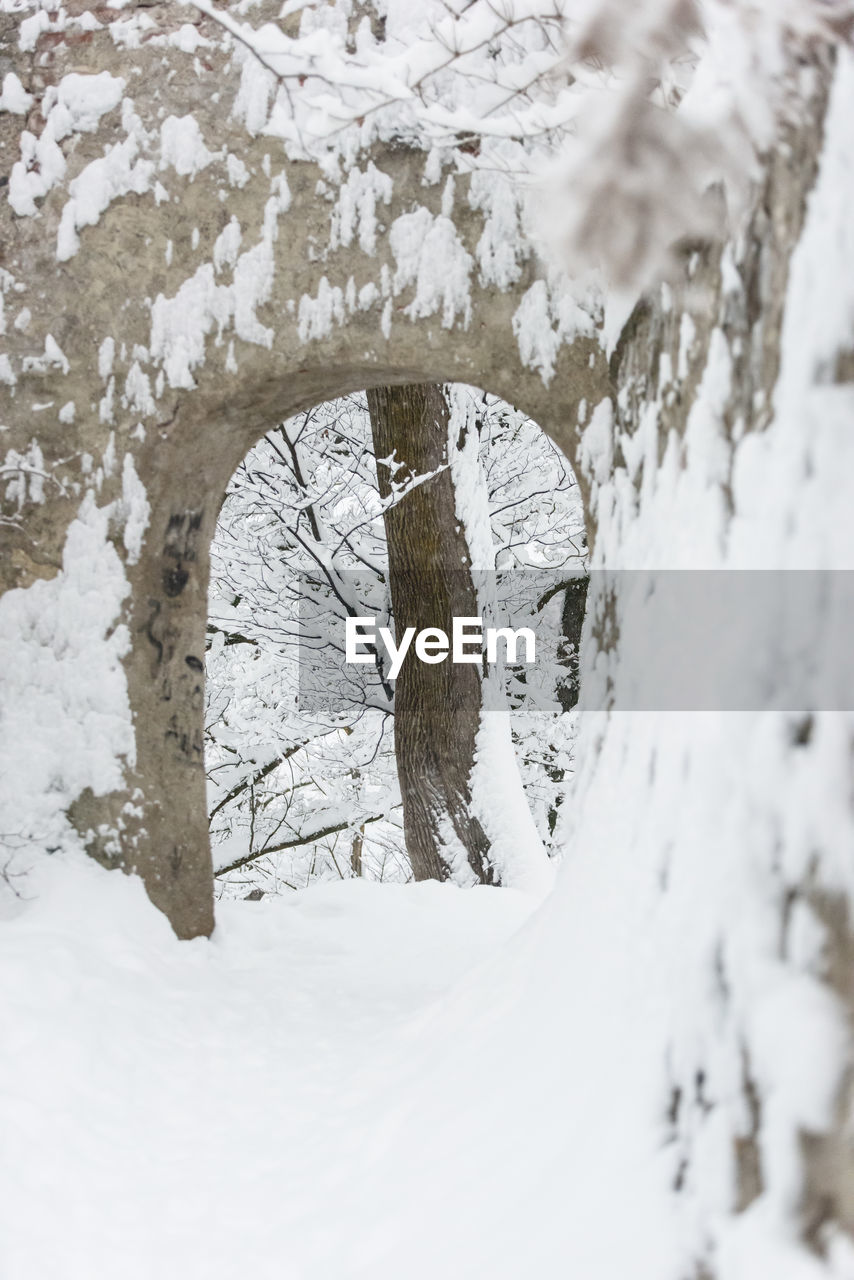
top-left (0, 855), bottom-right (539, 1280)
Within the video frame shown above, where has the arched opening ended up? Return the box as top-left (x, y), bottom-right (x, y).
top-left (204, 384), bottom-right (588, 901)
top-left (83, 349), bottom-right (597, 942)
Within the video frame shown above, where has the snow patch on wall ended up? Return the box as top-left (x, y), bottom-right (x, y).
top-left (214, 217), bottom-right (243, 272)
top-left (329, 162), bottom-right (393, 256)
top-left (468, 170), bottom-right (527, 289)
top-left (297, 277), bottom-right (345, 344)
top-left (55, 99), bottom-right (154, 262)
top-left (390, 207), bottom-right (473, 329)
top-left (578, 398), bottom-right (613, 490)
top-left (150, 265), bottom-right (232, 391)
top-left (513, 276), bottom-right (597, 383)
top-left (2, 440), bottom-right (46, 509)
top-left (0, 72), bottom-right (32, 115)
top-left (21, 335), bottom-right (70, 377)
top-left (57, 135), bottom-right (154, 261)
top-left (150, 181), bottom-right (290, 388)
top-left (8, 72), bottom-right (125, 218)
top-left (120, 454), bottom-right (150, 564)
top-left (232, 49), bottom-right (277, 136)
top-left (122, 362), bottom-right (155, 418)
top-left (159, 114), bottom-right (216, 180)
top-left (0, 495), bottom-right (134, 862)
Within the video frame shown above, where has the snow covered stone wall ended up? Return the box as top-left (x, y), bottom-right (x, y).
top-left (1, 7), bottom-right (853, 1274)
top-left (558, 50), bottom-right (854, 1277)
top-left (0, 3), bottom-right (605, 937)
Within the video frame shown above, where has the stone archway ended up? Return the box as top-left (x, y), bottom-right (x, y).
top-left (0, 14), bottom-right (609, 936)
top-left (79, 359), bottom-right (600, 940)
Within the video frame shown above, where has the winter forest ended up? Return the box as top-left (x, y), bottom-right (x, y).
top-left (1, 2), bottom-right (854, 1278)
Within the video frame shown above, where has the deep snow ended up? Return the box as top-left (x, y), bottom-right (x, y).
top-left (1, 856), bottom-right (541, 1280)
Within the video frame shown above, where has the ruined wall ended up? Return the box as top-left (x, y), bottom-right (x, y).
top-left (0, 4), bottom-right (606, 937)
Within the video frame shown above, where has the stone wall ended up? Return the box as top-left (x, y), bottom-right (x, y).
top-left (0, 4), bottom-right (605, 936)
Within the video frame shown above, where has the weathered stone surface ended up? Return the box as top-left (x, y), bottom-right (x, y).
top-left (0, 6), bottom-right (607, 937)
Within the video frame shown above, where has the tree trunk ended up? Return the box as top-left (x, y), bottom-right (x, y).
top-left (366, 383), bottom-right (493, 885)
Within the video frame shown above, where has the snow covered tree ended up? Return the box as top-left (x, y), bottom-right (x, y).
top-left (206, 388), bottom-right (585, 894)
top-left (366, 383), bottom-right (493, 884)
